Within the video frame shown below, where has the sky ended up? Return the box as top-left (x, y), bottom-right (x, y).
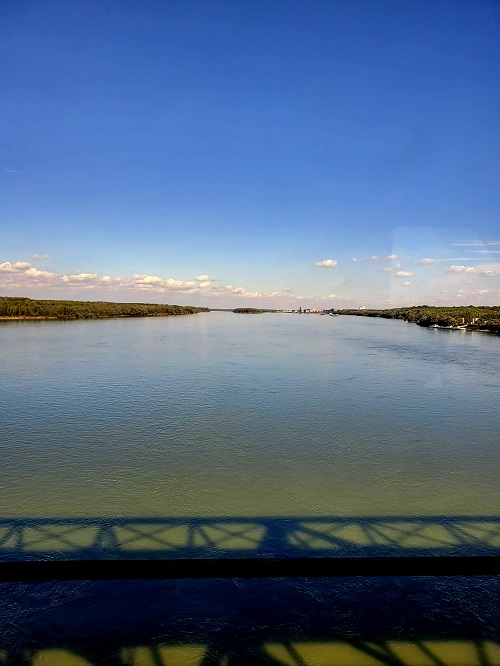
top-left (1, 0), bottom-right (499, 308)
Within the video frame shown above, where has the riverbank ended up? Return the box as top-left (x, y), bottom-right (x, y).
top-left (0, 316), bottom-right (59, 320)
top-left (0, 296), bottom-right (209, 320)
top-left (335, 306), bottom-right (500, 334)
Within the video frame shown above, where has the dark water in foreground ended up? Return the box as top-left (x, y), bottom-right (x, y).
top-left (0, 312), bottom-right (499, 518)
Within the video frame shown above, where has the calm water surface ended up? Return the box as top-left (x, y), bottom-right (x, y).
top-left (1, 312), bottom-right (498, 518)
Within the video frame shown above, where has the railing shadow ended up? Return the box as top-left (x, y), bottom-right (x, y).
top-left (1, 514), bottom-right (499, 560)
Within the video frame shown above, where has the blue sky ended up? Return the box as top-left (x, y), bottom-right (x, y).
top-left (1, 0), bottom-right (499, 307)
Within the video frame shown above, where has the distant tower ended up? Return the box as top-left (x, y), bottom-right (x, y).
top-left (299, 307), bottom-right (302, 314)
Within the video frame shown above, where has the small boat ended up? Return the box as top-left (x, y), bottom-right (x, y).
top-left (430, 324), bottom-right (466, 330)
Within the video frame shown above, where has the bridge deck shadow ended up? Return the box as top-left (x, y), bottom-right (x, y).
top-left (0, 574), bottom-right (498, 663)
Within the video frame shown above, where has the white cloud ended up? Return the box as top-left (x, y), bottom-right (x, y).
top-left (451, 241), bottom-right (500, 246)
top-left (282, 287), bottom-right (293, 292)
top-left (25, 267), bottom-right (55, 278)
top-left (314, 259), bottom-right (338, 267)
top-left (133, 275), bottom-right (198, 290)
top-left (382, 267), bottom-right (392, 272)
top-left (394, 270), bottom-right (413, 277)
top-left (402, 282), bottom-right (412, 286)
top-left (0, 261), bottom-right (32, 272)
top-left (351, 257), bottom-right (362, 263)
top-left (447, 265), bottom-right (496, 277)
top-left (369, 254), bottom-right (397, 263)
top-left (0, 260), bottom-right (211, 296)
top-left (134, 275), bottom-right (164, 285)
top-left (62, 272), bottom-right (98, 282)
top-left (419, 258), bottom-right (441, 265)
top-left (455, 289), bottom-right (490, 298)
top-left (448, 265), bottom-right (475, 273)
top-left (196, 274), bottom-right (209, 281)
top-left (30, 254), bottom-right (49, 260)
top-left (165, 278), bottom-right (197, 289)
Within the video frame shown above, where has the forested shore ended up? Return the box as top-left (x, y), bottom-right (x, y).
top-left (335, 306), bottom-right (500, 332)
top-left (0, 297), bottom-right (209, 319)
top-left (233, 307), bottom-right (263, 314)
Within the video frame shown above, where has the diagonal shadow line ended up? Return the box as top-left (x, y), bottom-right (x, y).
top-left (390, 520), bottom-right (478, 546)
top-left (282, 641), bottom-right (309, 666)
top-left (371, 521), bottom-right (438, 544)
top-left (446, 523), bottom-right (486, 545)
top-left (415, 640), bottom-right (452, 666)
top-left (296, 522), bottom-right (352, 537)
top-left (202, 522), bottom-right (263, 545)
top-left (361, 523), bottom-right (386, 547)
top-left (475, 640), bottom-right (492, 666)
top-left (366, 521), bottom-right (471, 549)
top-left (150, 645), bottom-right (166, 666)
top-left (116, 524), bottom-right (187, 548)
top-left (377, 521), bottom-right (457, 548)
top-left (378, 641), bottom-right (414, 666)
top-left (194, 525), bottom-right (219, 550)
top-left (458, 523), bottom-right (500, 541)
top-left (363, 523), bottom-right (406, 547)
top-left (0, 527), bottom-right (17, 547)
top-left (347, 640), bottom-right (407, 666)
top-left (22, 524), bottom-right (96, 550)
top-left (287, 529), bottom-right (319, 551)
top-left (290, 524), bottom-right (348, 548)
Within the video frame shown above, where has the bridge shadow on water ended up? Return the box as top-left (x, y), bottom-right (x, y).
top-left (1, 514), bottom-right (499, 560)
top-left (0, 515), bottom-right (498, 665)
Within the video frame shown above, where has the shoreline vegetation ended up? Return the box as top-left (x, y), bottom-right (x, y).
top-left (334, 306), bottom-right (500, 333)
top-left (233, 307), bottom-right (263, 314)
top-left (0, 298), bottom-right (498, 333)
top-left (0, 297), bottom-right (209, 320)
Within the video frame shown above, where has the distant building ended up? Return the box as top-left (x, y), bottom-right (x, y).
top-left (359, 305), bottom-right (366, 310)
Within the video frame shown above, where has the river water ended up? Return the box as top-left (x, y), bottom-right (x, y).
top-left (1, 312), bottom-right (498, 520)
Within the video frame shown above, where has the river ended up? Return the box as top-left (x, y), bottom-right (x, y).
top-left (1, 312), bottom-right (498, 519)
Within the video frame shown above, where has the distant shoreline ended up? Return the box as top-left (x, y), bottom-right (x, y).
top-left (0, 313), bottom-right (204, 321)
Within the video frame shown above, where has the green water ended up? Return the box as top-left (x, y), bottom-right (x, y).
top-left (1, 312), bottom-right (498, 518)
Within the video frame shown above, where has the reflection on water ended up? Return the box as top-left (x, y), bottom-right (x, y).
top-left (0, 313), bottom-right (499, 518)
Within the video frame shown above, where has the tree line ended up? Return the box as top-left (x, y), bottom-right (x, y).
top-left (334, 306), bottom-right (500, 332)
top-left (0, 297), bottom-right (209, 319)
top-left (233, 307), bottom-right (263, 314)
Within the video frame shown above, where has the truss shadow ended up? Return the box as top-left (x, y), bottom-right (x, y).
top-left (0, 515), bottom-right (499, 561)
